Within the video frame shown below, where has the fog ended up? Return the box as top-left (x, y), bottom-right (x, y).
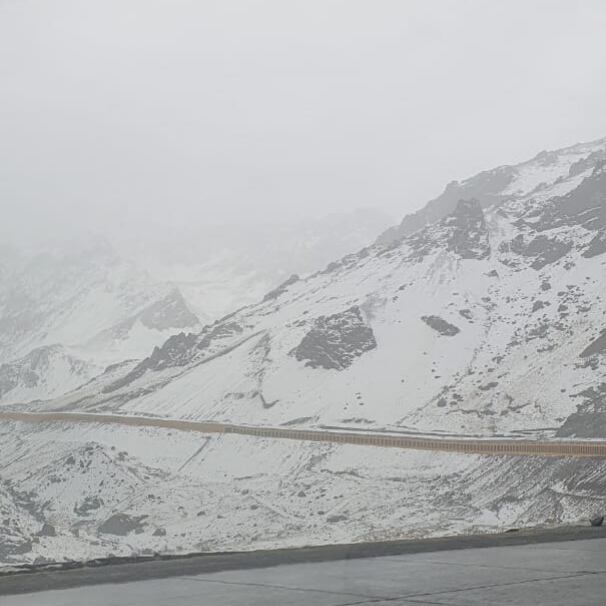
top-left (2, 0), bottom-right (606, 243)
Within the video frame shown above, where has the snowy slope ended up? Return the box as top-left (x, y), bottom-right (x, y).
top-left (0, 345), bottom-right (102, 405)
top-left (2, 137), bottom-right (606, 568)
top-left (1, 419), bottom-right (605, 568)
top-left (377, 137), bottom-right (606, 245)
top-left (45, 137), bottom-right (606, 439)
top-left (0, 238), bottom-right (201, 404)
top-left (0, 211), bottom-right (389, 406)
top-left (118, 208), bottom-right (394, 324)
top-left (0, 238), bottom-right (201, 366)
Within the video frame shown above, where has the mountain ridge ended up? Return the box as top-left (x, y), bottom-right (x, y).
top-left (2, 134), bottom-right (606, 568)
top-left (34, 135), bottom-right (606, 440)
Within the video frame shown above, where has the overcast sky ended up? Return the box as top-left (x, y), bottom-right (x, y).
top-left (2, 0), bottom-right (606, 242)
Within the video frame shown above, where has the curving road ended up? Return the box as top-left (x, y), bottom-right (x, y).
top-left (1, 409), bottom-right (605, 458)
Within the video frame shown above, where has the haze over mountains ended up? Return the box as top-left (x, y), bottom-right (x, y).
top-left (1, 136), bottom-right (606, 567)
top-left (32, 136), bottom-right (606, 437)
top-left (0, 209), bottom-right (390, 405)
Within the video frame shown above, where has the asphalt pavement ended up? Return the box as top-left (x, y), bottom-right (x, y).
top-left (2, 526), bottom-right (605, 605)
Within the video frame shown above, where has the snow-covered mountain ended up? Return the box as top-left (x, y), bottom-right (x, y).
top-left (49, 137), bottom-right (606, 439)
top-left (2, 136), bottom-right (606, 568)
top-left (2, 419), bottom-right (604, 567)
top-left (0, 345), bottom-right (101, 406)
top-left (0, 238), bottom-right (201, 404)
top-left (377, 140), bottom-right (606, 246)
top-left (0, 238), bottom-right (200, 365)
top-left (116, 208), bottom-right (394, 324)
top-left (0, 210), bottom-right (391, 406)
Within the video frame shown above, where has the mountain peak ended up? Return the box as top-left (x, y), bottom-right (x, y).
top-left (377, 136), bottom-right (606, 247)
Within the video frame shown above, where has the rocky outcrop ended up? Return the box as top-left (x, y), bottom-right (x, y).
top-left (580, 330), bottom-right (606, 358)
top-left (104, 332), bottom-right (199, 392)
top-left (506, 234), bottom-right (572, 270)
top-left (139, 288), bottom-right (199, 331)
top-left (104, 320), bottom-right (245, 392)
top-left (0, 345), bottom-right (97, 404)
top-left (263, 274), bottom-right (300, 302)
top-left (93, 288), bottom-right (199, 343)
top-left (98, 513), bottom-right (147, 536)
top-left (535, 162), bottom-right (606, 234)
top-left (421, 316), bottom-right (460, 337)
top-left (377, 166), bottom-right (515, 247)
top-left (291, 306), bottom-right (376, 370)
top-left (445, 199), bottom-right (491, 259)
top-left (583, 230), bottom-right (606, 258)
top-left (406, 199), bottom-right (490, 261)
top-left (557, 384), bottom-right (606, 438)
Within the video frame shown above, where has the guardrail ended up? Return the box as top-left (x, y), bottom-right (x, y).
top-left (223, 425), bottom-right (606, 457)
top-left (2, 410), bottom-right (605, 458)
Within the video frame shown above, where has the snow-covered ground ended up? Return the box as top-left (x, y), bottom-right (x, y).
top-left (0, 210), bottom-right (389, 406)
top-left (2, 136), bottom-right (606, 567)
top-left (2, 419), bottom-right (605, 568)
top-left (41, 137), bottom-right (606, 439)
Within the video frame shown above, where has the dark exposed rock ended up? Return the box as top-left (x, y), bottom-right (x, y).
top-left (421, 316), bottom-right (460, 337)
top-left (535, 162), bottom-right (606, 233)
top-left (325, 260), bottom-right (344, 273)
top-left (532, 300), bottom-right (548, 312)
top-left (97, 288), bottom-right (199, 342)
top-left (568, 150), bottom-right (606, 177)
top-left (376, 166), bottom-right (515, 246)
top-left (580, 330), bottom-right (606, 358)
top-left (37, 523), bottom-right (56, 537)
top-left (104, 320), bottom-right (244, 392)
top-left (197, 322), bottom-right (243, 351)
top-left (406, 231), bottom-right (435, 260)
top-left (557, 383), bottom-right (606, 438)
top-left (508, 234), bottom-right (572, 270)
top-left (558, 411), bottom-right (606, 438)
top-left (139, 288), bottom-right (199, 331)
top-left (153, 527), bottom-right (167, 537)
top-left (290, 306), bottom-right (377, 370)
top-left (155, 332), bottom-right (201, 366)
top-left (74, 496), bottom-right (103, 516)
top-left (0, 345), bottom-right (92, 400)
top-left (98, 513), bottom-right (147, 536)
top-left (281, 416), bottom-right (315, 426)
top-left (263, 274), bottom-right (300, 302)
top-left (583, 230), bottom-right (606, 258)
top-left (0, 540), bottom-right (33, 558)
top-left (406, 199), bottom-right (490, 261)
top-left (104, 332), bottom-right (199, 392)
top-left (590, 515), bottom-right (604, 527)
top-left (444, 199), bottom-right (491, 259)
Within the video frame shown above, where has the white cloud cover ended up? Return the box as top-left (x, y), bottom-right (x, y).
top-left (1, 0), bottom-right (606, 240)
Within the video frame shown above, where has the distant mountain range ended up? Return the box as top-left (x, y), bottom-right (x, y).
top-left (0, 209), bottom-right (391, 404)
top-left (2, 137), bottom-right (606, 568)
top-left (45, 136), bottom-right (606, 439)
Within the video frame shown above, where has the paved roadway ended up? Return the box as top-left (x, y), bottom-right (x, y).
top-left (2, 527), bottom-right (605, 604)
top-left (2, 410), bottom-right (606, 458)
